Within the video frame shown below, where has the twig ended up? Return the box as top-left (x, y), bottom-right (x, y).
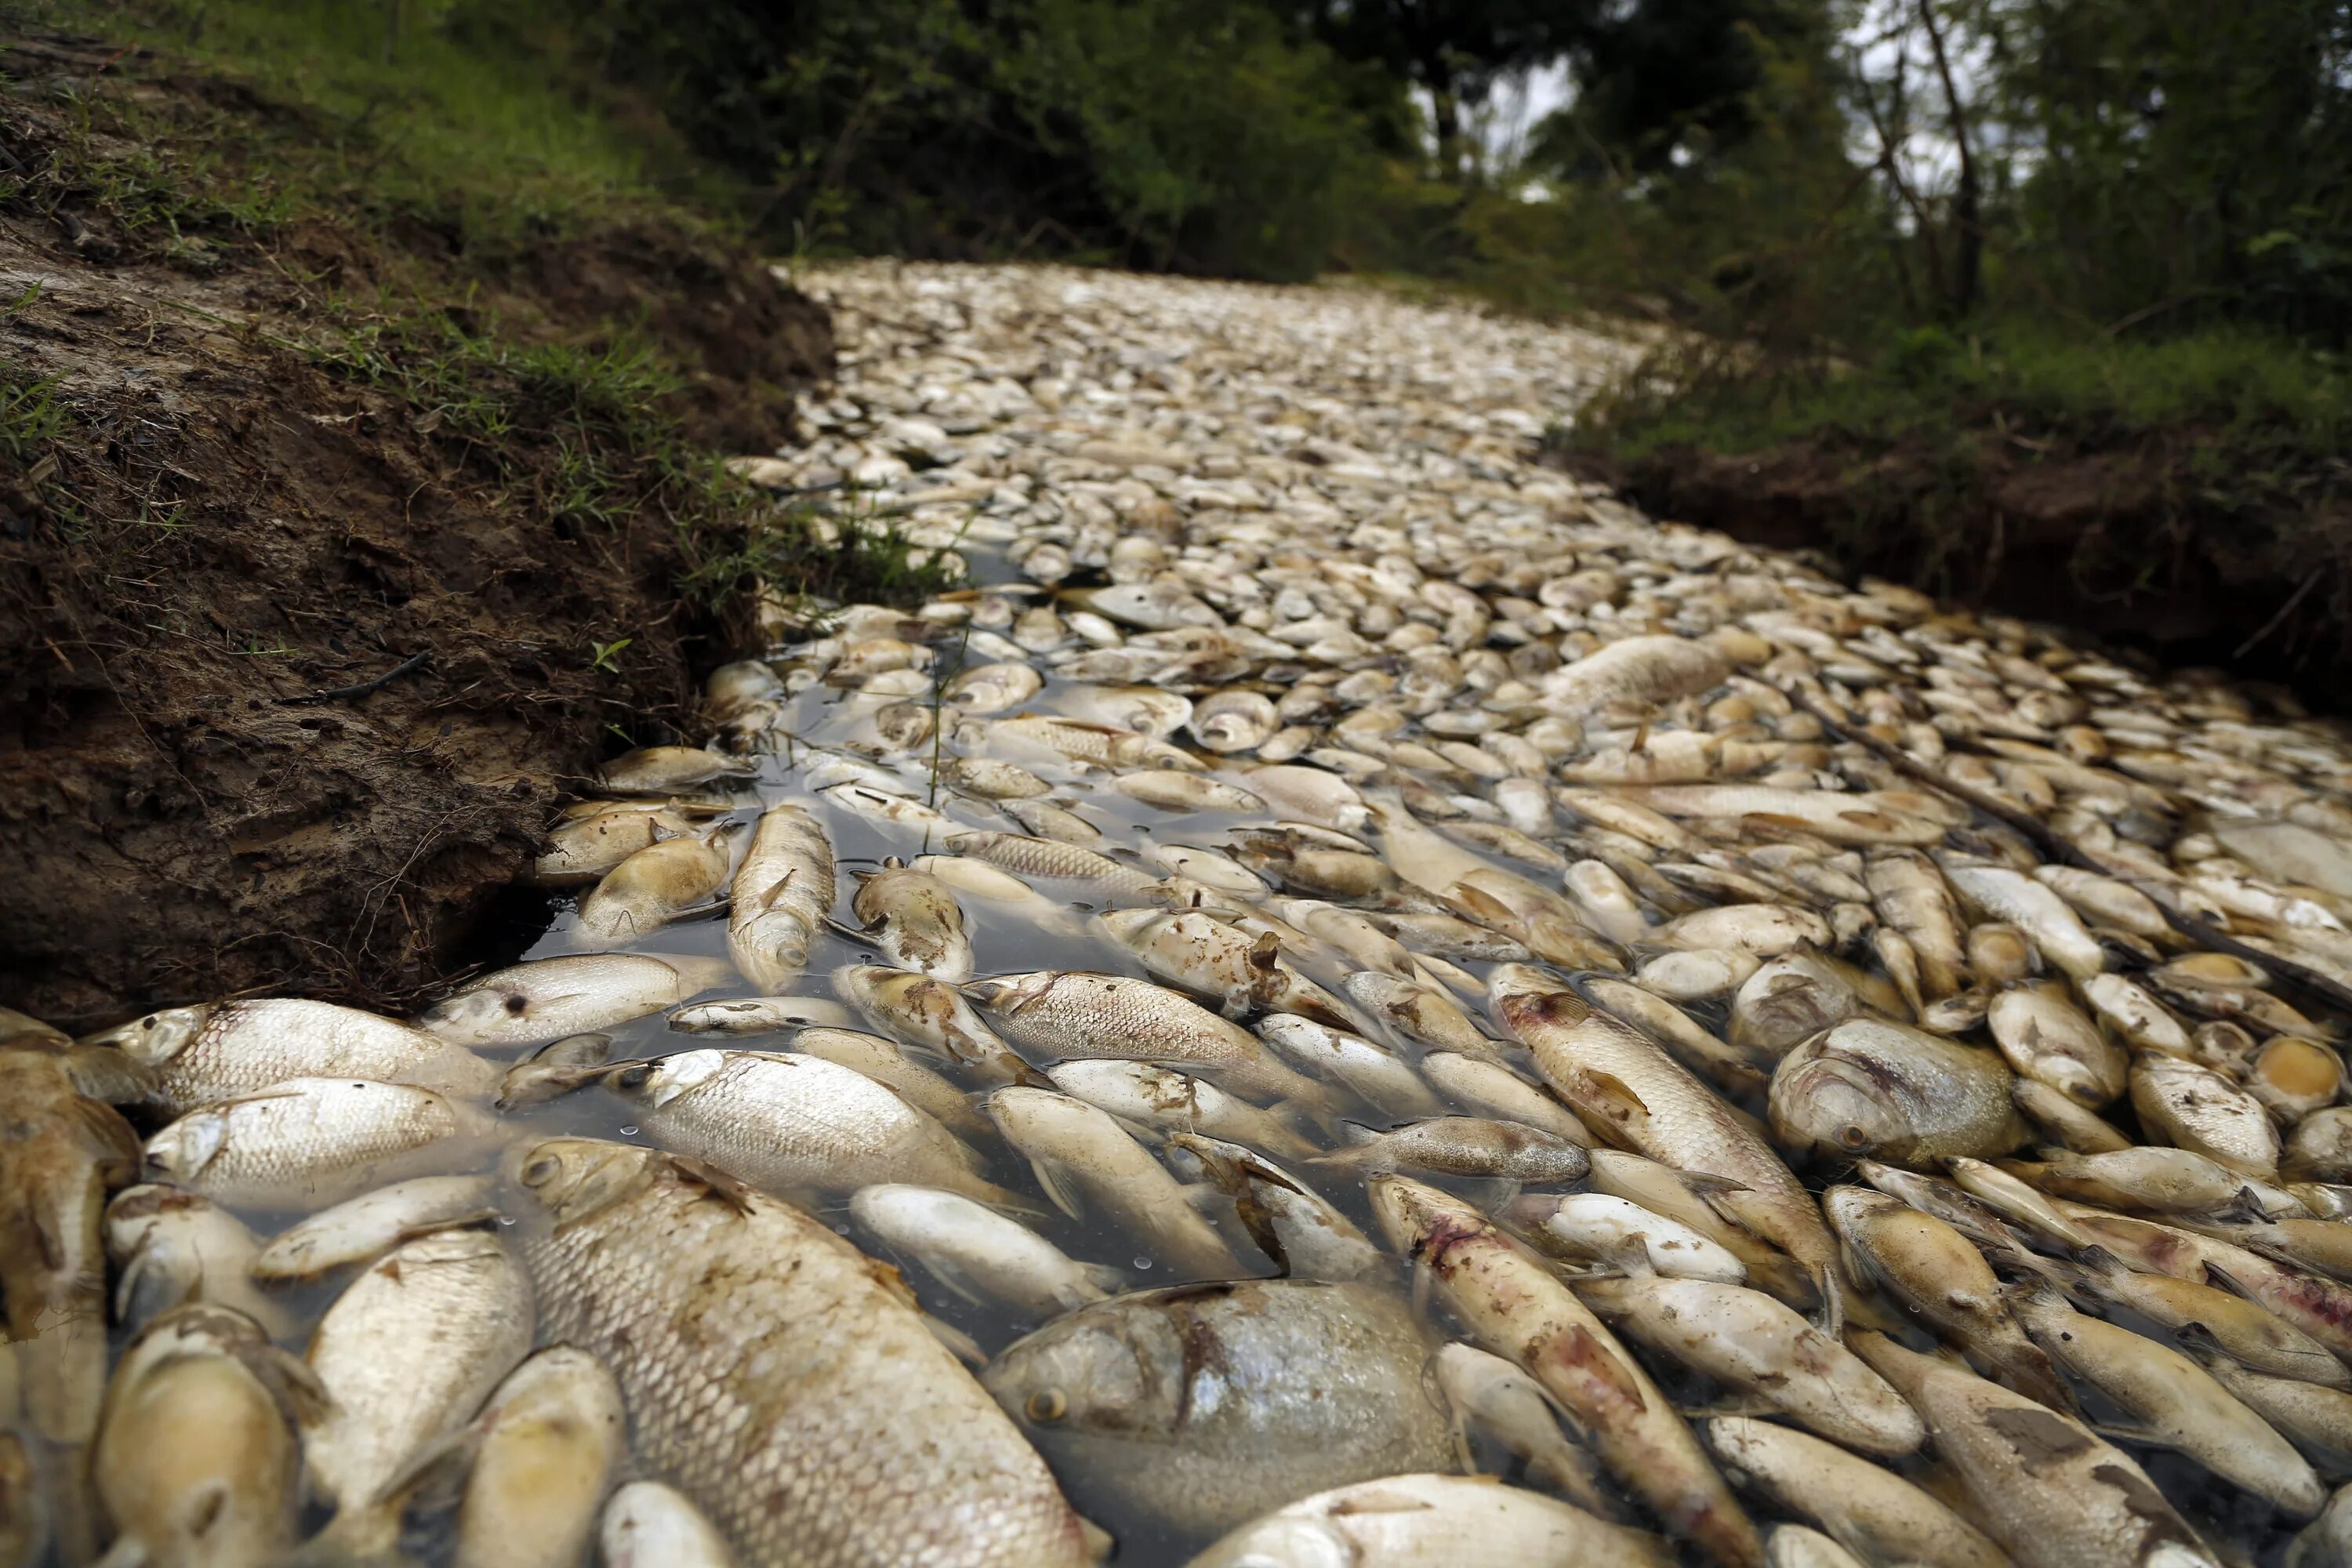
top-left (2233, 568), bottom-right (2323, 659)
top-left (1780, 681), bottom-right (2352, 1015)
top-left (279, 649), bottom-right (429, 706)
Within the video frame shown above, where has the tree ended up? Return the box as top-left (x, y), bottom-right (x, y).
top-left (1283, 0), bottom-right (1591, 177)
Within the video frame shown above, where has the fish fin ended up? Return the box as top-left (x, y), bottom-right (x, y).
top-left (2091, 1420), bottom-right (2172, 1449)
top-left (824, 916), bottom-right (880, 949)
top-left (111, 1238), bottom-right (167, 1323)
top-left (1480, 1178), bottom-right (1525, 1216)
top-left (666, 1156), bottom-right (760, 1217)
top-left (923, 1312), bottom-right (986, 1367)
top-left (1817, 1263), bottom-right (1846, 1338)
top-left (1538, 1323), bottom-right (1648, 1414)
top-left (2170, 1321), bottom-right (2229, 1361)
top-left (71, 1094), bottom-right (141, 1173)
top-left (1995, 1346), bottom-right (2082, 1417)
top-left (1028, 1156), bottom-right (1087, 1221)
top-left (376, 1418), bottom-right (484, 1520)
top-left (1570, 1069), bottom-right (1651, 1133)
top-left (2204, 1264), bottom-right (2262, 1303)
top-left (2210, 1188), bottom-right (2273, 1225)
top-left (757, 869), bottom-right (798, 912)
top-left (1079, 1263), bottom-right (1129, 1296)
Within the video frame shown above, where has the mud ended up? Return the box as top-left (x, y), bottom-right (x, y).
top-left (0, 37), bottom-right (833, 1027)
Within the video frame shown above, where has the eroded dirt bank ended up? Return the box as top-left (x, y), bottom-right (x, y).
top-left (0, 36), bottom-right (831, 1027)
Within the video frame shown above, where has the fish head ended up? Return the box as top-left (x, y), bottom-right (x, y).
top-left (603, 1051), bottom-right (728, 1111)
top-left (964, 972), bottom-right (1054, 1015)
top-left (416, 985), bottom-right (532, 1043)
top-left (981, 1303), bottom-right (1181, 1443)
top-left (1769, 1048), bottom-right (1912, 1162)
top-left (143, 1109), bottom-right (228, 1185)
top-left (1364, 1173), bottom-right (1476, 1255)
top-left (1094, 909), bottom-right (1165, 945)
top-left (83, 1005), bottom-right (210, 1066)
top-left (505, 1137), bottom-right (659, 1225)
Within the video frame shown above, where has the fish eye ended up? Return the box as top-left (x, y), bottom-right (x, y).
top-left (1025, 1388), bottom-right (1067, 1424)
top-left (521, 1155), bottom-right (561, 1187)
top-left (503, 994), bottom-right (530, 1015)
top-left (614, 1065), bottom-right (655, 1091)
top-left (1835, 1124), bottom-right (1870, 1151)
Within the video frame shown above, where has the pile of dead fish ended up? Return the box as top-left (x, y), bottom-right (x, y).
top-left (17, 263), bottom-right (2352, 1568)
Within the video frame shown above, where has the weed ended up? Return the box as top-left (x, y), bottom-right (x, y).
top-left (588, 637), bottom-right (632, 672)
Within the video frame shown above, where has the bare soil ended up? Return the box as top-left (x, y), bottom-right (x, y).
top-left (0, 38), bottom-right (832, 1029)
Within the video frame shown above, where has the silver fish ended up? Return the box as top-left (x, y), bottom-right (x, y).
top-left (729, 803), bottom-right (837, 990)
top-left (420, 953), bottom-right (734, 1049)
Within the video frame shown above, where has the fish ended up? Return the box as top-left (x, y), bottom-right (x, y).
top-left (944, 661), bottom-right (1045, 713)
top-left (944, 831), bottom-right (1159, 895)
top-left (2010, 1286), bottom-right (2325, 1517)
top-left (1189, 689), bottom-right (1279, 752)
top-left (983, 1279), bottom-right (1456, 1536)
top-left (850, 858), bottom-right (975, 981)
top-left (2130, 1051), bottom-right (2281, 1179)
top-left (1986, 982), bottom-right (2128, 1107)
top-left (1725, 955), bottom-right (1860, 1061)
top-left (300, 1227), bottom-right (534, 1559)
top-left (729, 802), bottom-right (837, 990)
top-left (1417, 1053), bottom-right (1593, 1145)
top-left (1163, 1133), bottom-right (1381, 1281)
top-left (103, 1184), bottom-right (289, 1337)
top-left (1846, 1330), bottom-right (2218, 1568)
top-left (1112, 770), bottom-right (1264, 812)
top-left (1769, 1018), bottom-right (2024, 1167)
top-left (1311, 1116), bottom-right (1589, 1183)
top-left (1576, 1274), bottom-right (1923, 1456)
top-left (1489, 967), bottom-right (1838, 1313)
top-left (666, 996), bottom-right (858, 1034)
top-left (969, 971), bottom-right (1331, 1108)
top-left (419, 953), bottom-right (735, 1048)
top-left (985, 1087), bottom-right (1240, 1278)
top-left (83, 998), bottom-right (499, 1111)
top-left (1369, 1175), bottom-right (1765, 1568)
top-left (834, 964), bottom-right (1043, 1085)
top-left (947, 755), bottom-right (1054, 800)
top-left (1256, 1014), bottom-right (1447, 1119)
top-left (1045, 1059), bottom-right (1317, 1159)
top-left (767, 1025), bottom-right (992, 1138)
top-left (1505, 1192), bottom-right (1746, 1283)
top-left (1863, 851), bottom-right (1968, 998)
top-left (1824, 1186), bottom-right (2074, 1410)
top-left (451, 1348), bottom-right (628, 1568)
top-left (250, 1174), bottom-right (497, 1282)
top-left (92, 1305), bottom-right (315, 1568)
top-left (0, 1046), bottom-right (143, 1449)
top-left (510, 1138), bottom-right (1095, 1566)
top-left (1098, 908), bottom-right (1353, 1026)
top-left (1545, 635), bottom-right (1729, 711)
top-left (1185, 1472), bottom-right (1671, 1568)
top-left (576, 831), bottom-right (734, 949)
top-left (143, 1077), bottom-right (495, 1211)
top-left (494, 1030), bottom-right (615, 1111)
top-left (1343, 971), bottom-right (1509, 1059)
top-left (1702, 1416), bottom-right (2009, 1568)
top-left (1938, 861), bottom-right (2107, 979)
top-left (600, 1481), bottom-right (734, 1568)
top-left (531, 805), bottom-right (702, 884)
top-left (603, 1049), bottom-right (1009, 1203)
top-left (850, 1184), bottom-right (1121, 1317)
top-left (593, 746), bottom-right (759, 795)
top-left (1432, 1343), bottom-right (1615, 1516)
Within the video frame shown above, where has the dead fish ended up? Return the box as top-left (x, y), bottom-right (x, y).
top-left (604, 1049), bottom-right (1009, 1203)
top-left (983, 1279), bottom-right (1456, 1537)
top-left (729, 802), bottom-right (837, 990)
top-left (666, 997), bottom-right (858, 1035)
top-left (1846, 1330), bottom-right (2213, 1568)
top-left (834, 964), bottom-right (1042, 1086)
top-left (987, 1087), bottom-right (1240, 1278)
top-left (1769, 1019), bottom-right (2024, 1168)
top-left (1185, 1472), bottom-right (1671, 1568)
top-left (420, 953), bottom-right (734, 1049)
top-left (1164, 1133), bottom-right (1381, 1281)
top-left (946, 831), bottom-right (1158, 896)
top-left (850, 1184), bottom-right (1122, 1318)
top-left (1725, 956), bottom-right (1858, 1062)
top-left (532, 806), bottom-right (699, 884)
top-left (452, 1348), bottom-right (628, 1568)
top-left (1987, 982), bottom-right (2127, 1107)
top-left (93, 1305), bottom-right (314, 1568)
top-left (1255, 1014), bottom-right (1447, 1120)
top-left (1047, 1059), bottom-right (1316, 1158)
top-left (1545, 636), bottom-right (1729, 712)
top-left (2060, 1244), bottom-right (2350, 1388)
top-left (1111, 770), bottom-right (1264, 813)
top-left (1098, 908), bottom-right (1352, 1026)
top-left (600, 1480), bottom-right (731, 1568)
top-left (1824, 1186), bottom-right (2073, 1411)
top-left (947, 756), bottom-right (1055, 800)
top-left (1490, 967), bottom-right (1837, 1308)
top-left (85, 998), bottom-right (498, 1112)
top-left (300, 1228), bottom-right (534, 1559)
top-left (495, 1032), bottom-right (615, 1112)
top-left (2003, 1145), bottom-right (2265, 1214)
top-left (1938, 861), bottom-right (2107, 980)
top-left (250, 1174), bottom-right (497, 1282)
top-left (1577, 1274), bottom-right (1922, 1457)
top-left (1506, 1192), bottom-right (1746, 1283)
top-left (593, 746), bottom-right (758, 796)
top-left (103, 1184), bottom-right (289, 1337)
top-left (576, 831), bottom-right (734, 949)
top-left (1344, 971), bottom-right (1507, 1060)
top-left (1417, 1054), bottom-right (1592, 1145)
top-left (1431, 1343), bottom-right (1616, 1516)
top-left (1311, 1116), bottom-right (1588, 1184)
top-left (1864, 851), bottom-right (1967, 999)
top-left (944, 661), bottom-right (1045, 714)
top-left (143, 1077), bottom-right (494, 1212)
top-left (2013, 1286), bottom-right (2324, 1518)
top-left (1190, 689), bottom-right (1280, 753)
top-left (1706, 1416), bottom-right (2008, 1568)
top-left (970, 970), bottom-right (1330, 1108)
top-left (1058, 684), bottom-right (1192, 739)
top-left (1580, 975), bottom-right (1773, 1097)
top-left (2130, 1051), bottom-right (2281, 1180)
top-left (850, 858), bottom-right (975, 981)
top-left (0, 1053), bottom-right (140, 1448)
top-left (1369, 1176), bottom-right (1765, 1568)
top-left (510, 1138), bottom-right (1094, 1566)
